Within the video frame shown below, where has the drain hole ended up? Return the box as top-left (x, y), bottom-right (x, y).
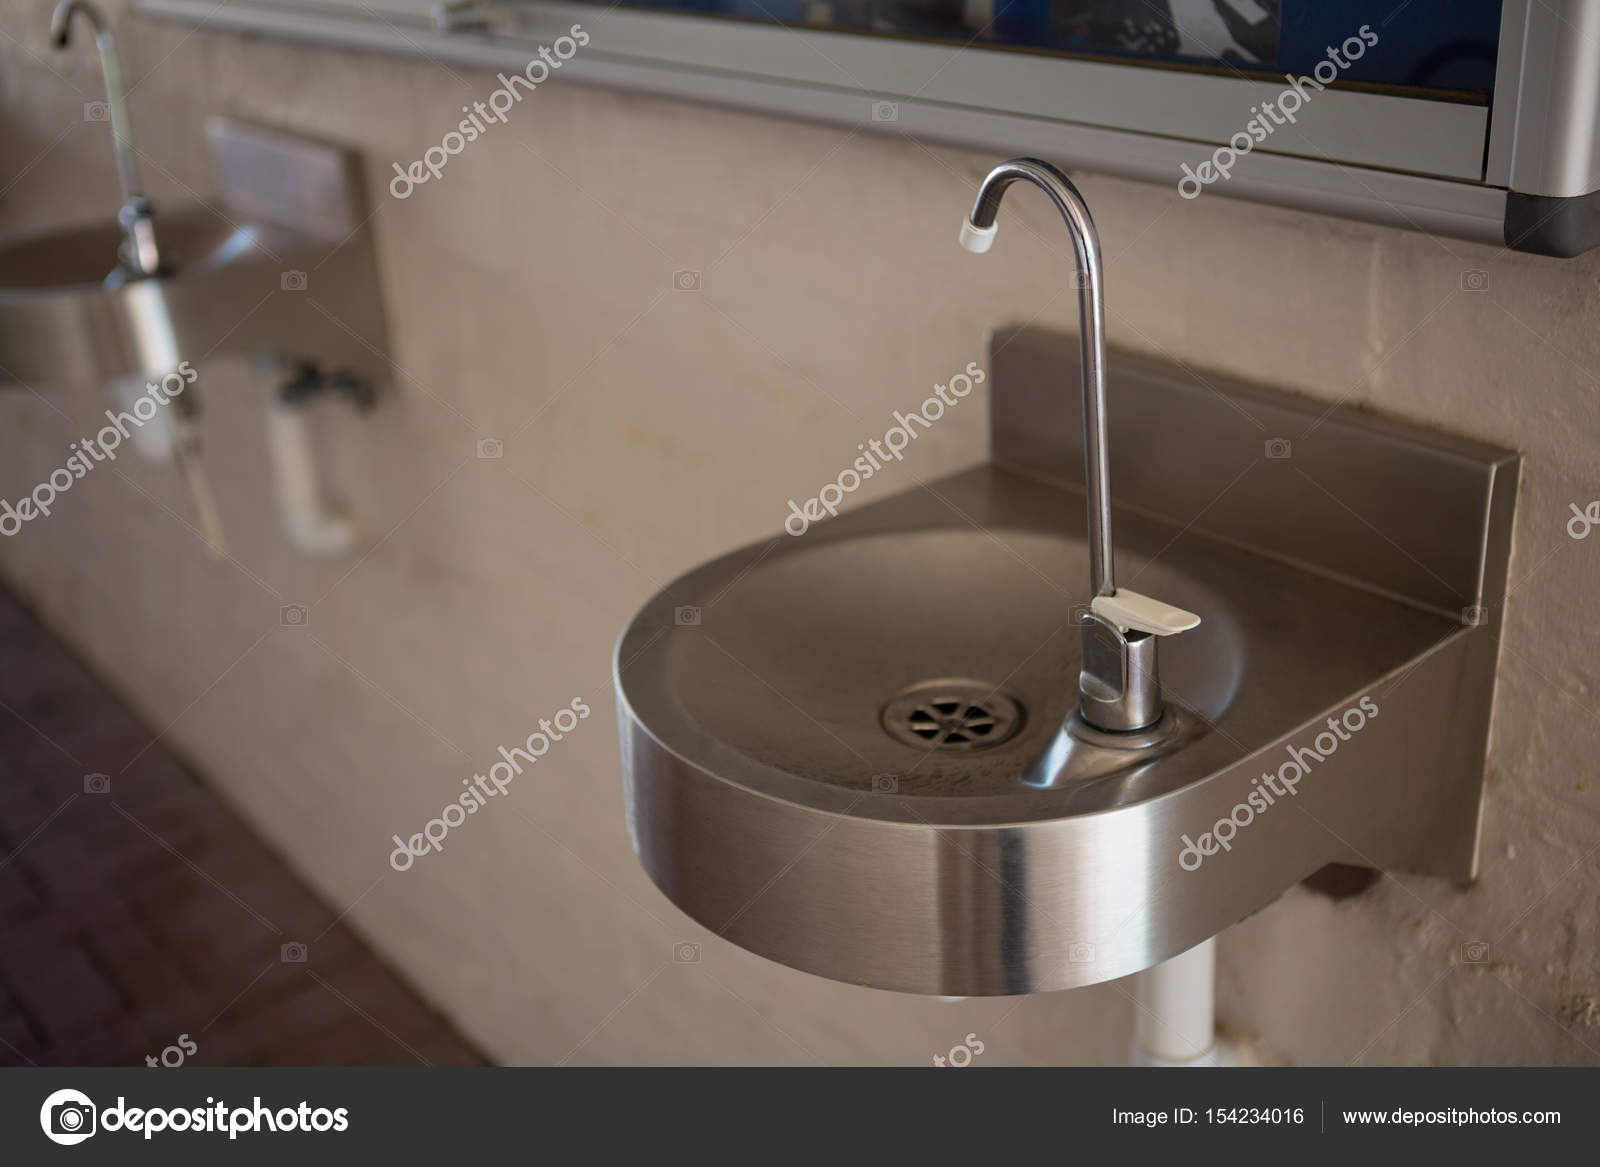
top-left (880, 680), bottom-right (1024, 753)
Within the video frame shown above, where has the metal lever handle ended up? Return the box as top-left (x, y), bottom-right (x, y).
top-left (1091, 589), bottom-right (1200, 637)
top-left (1079, 612), bottom-right (1163, 733)
top-left (1077, 589), bottom-right (1199, 734)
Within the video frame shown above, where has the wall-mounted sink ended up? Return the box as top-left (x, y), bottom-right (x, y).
top-left (2, 3), bottom-right (387, 392)
top-left (0, 85), bottom-right (391, 555)
top-left (615, 327), bottom-right (1518, 997)
top-left (0, 204), bottom-right (384, 388)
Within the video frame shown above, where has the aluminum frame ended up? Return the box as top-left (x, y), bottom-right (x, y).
top-left (133, 0), bottom-right (1600, 253)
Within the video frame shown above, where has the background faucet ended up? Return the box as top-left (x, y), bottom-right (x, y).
top-left (959, 157), bottom-right (1199, 735)
top-left (50, 0), bottom-right (163, 277)
top-left (50, 1), bottom-right (227, 553)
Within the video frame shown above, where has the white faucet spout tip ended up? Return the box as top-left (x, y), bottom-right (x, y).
top-left (958, 219), bottom-right (996, 253)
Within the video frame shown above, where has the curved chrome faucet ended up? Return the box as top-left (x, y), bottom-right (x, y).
top-left (51, 0), bottom-right (163, 277)
top-left (963, 158), bottom-right (1117, 598)
top-left (959, 157), bottom-right (1199, 735)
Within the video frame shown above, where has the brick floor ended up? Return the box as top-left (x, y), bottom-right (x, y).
top-left (0, 587), bottom-right (484, 1067)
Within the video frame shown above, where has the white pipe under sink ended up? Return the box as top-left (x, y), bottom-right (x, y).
top-left (1133, 938), bottom-right (1218, 1066)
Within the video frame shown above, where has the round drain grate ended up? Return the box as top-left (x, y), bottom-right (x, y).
top-left (880, 679), bottom-right (1024, 752)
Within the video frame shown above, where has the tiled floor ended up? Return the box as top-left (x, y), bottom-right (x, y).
top-left (0, 587), bottom-right (483, 1067)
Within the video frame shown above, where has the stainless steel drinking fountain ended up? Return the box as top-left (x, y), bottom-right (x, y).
top-left (0, 114), bottom-right (390, 391)
top-left (0, 2), bottom-right (390, 553)
top-left (614, 161), bottom-right (1518, 997)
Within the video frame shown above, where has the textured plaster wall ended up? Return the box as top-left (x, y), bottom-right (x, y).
top-left (0, 0), bottom-right (1596, 1064)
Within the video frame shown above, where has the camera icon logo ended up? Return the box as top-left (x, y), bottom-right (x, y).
top-left (674, 941), bottom-right (701, 963)
top-left (83, 773), bottom-right (111, 795)
top-left (281, 941), bottom-right (308, 963)
top-left (1265, 438), bottom-right (1292, 460)
top-left (871, 100), bottom-right (900, 122)
top-left (280, 604), bottom-right (308, 627)
top-left (476, 437), bottom-right (504, 459)
top-left (870, 773), bottom-right (899, 794)
top-left (1462, 605), bottom-right (1488, 627)
top-left (1461, 269), bottom-right (1489, 292)
top-left (1068, 941), bottom-right (1096, 963)
top-left (83, 102), bottom-right (109, 122)
top-left (674, 605), bottom-right (701, 627)
top-left (1461, 940), bottom-right (1490, 963)
top-left (40, 1088), bottom-right (97, 1145)
top-left (673, 269), bottom-right (701, 291)
top-left (281, 270), bottom-right (308, 292)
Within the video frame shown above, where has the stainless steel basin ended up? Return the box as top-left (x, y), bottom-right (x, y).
top-left (616, 328), bottom-right (1518, 996)
top-left (0, 204), bottom-right (386, 388)
top-left (0, 207), bottom-right (247, 291)
top-left (1, 35), bottom-right (387, 392)
top-left (691, 525), bottom-right (1234, 789)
